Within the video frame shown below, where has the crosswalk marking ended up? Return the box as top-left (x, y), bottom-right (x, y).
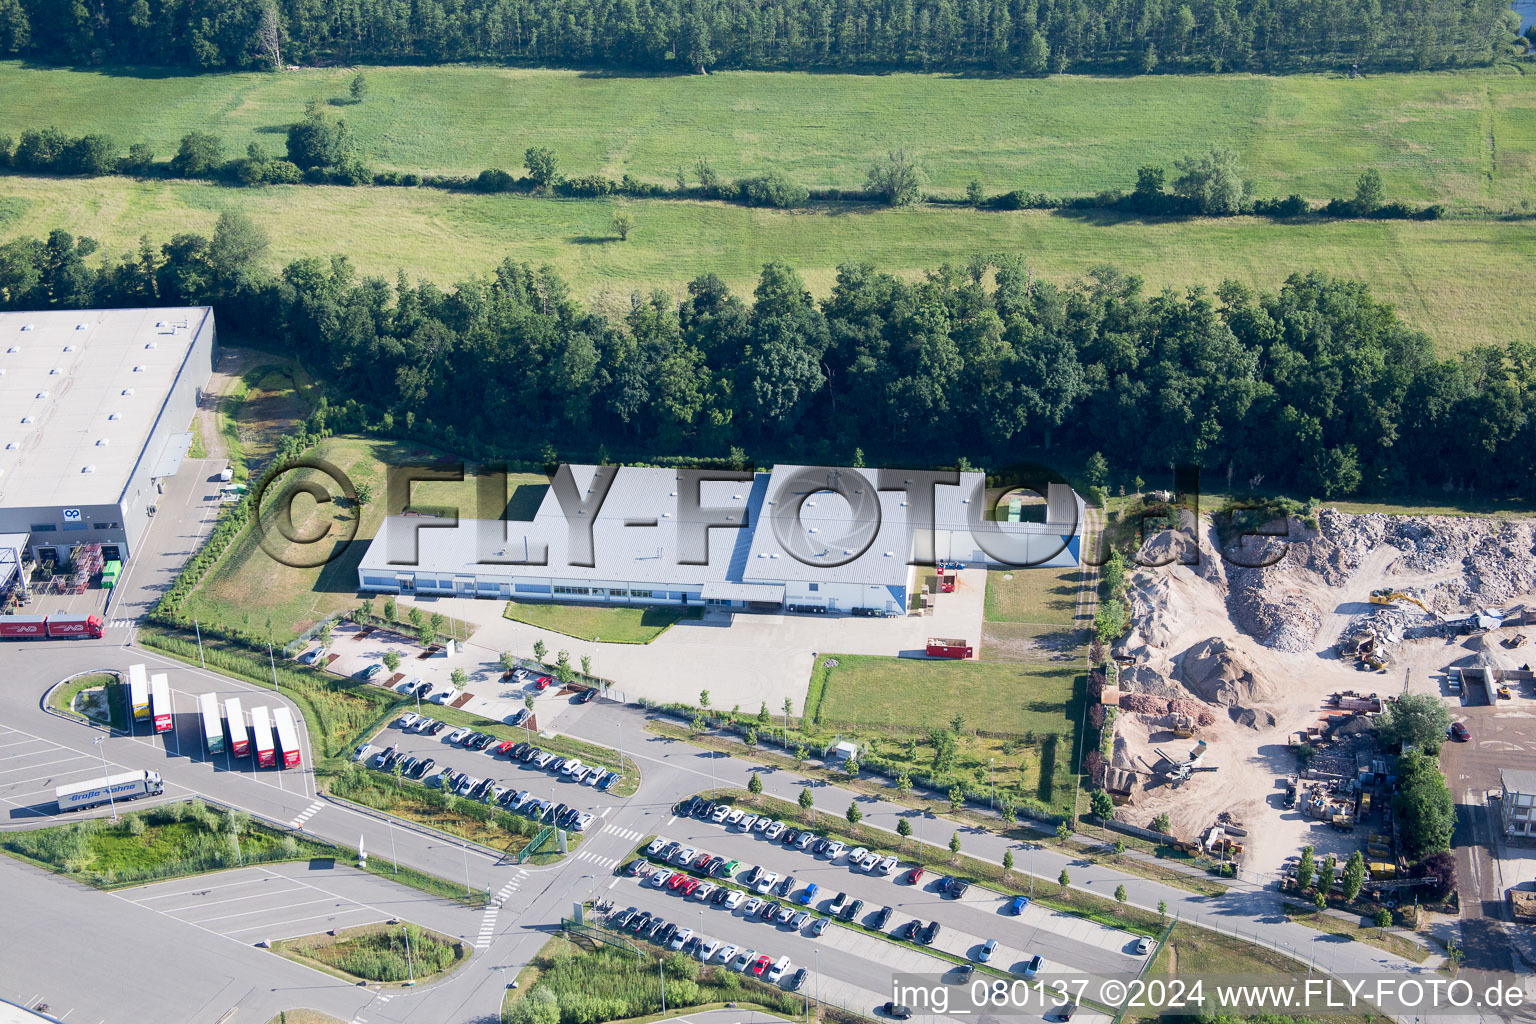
top-left (476, 904), bottom-right (501, 948)
top-left (573, 850), bottom-right (619, 869)
top-left (287, 800), bottom-right (324, 829)
top-left (108, 618), bottom-right (136, 629)
top-left (603, 825), bottom-right (643, 842)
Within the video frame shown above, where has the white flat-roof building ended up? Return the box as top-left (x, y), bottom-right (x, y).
top-left (356, 464), bottom-right (1082, 615)
top-left (0, 308), bottom-right (215, 568)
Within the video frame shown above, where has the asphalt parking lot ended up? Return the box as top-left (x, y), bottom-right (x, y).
top-left (118, 864), bottom-right (391, 944)
top-left (652, 808), bottom-right (1150, 979)
top-left (363, 716), bottom-right (612, 806)
top-left (0, 720), bottom-right (185, 822)
top-left (609, 874), bottom-right (1106, 1024)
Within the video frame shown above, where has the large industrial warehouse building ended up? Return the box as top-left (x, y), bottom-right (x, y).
top-left (0, 308), bottom-right (216, 593)
top-left (357, 464), bottom-right (1083, 615)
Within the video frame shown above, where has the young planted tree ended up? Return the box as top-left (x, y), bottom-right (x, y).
top-left (350, 73), bottom-right (369, 102)
top-left (611, 210), bottom-right (634, 241)
top-left (1115, 884), bottom-right (1128, 903)
top-left (382, 650), bottom-right (402, 674)
top-left (1059, 868), bottom-right (1070, 888)
top-left (846, 801), bottom-right (863, 827)
top-left (450, 667), bottom-right (468, 690)
top-left (948, 831), bottom-right (962, 861)
top-left (748, 771), bottom-right (763, 801)
top-left (798, 787), bottom-right (813, 814)
top-left (1003, 848), bottom-right (1014, 877)
top-left (897, 817), bottom-right (913, 846)
top-left (533, 639), bottom-right (547, 662)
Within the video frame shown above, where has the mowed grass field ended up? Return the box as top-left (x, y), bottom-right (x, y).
top-left (3, 173), bottom-right (1531, 352)
top-left (501, 601), bottom-right (698, 644)
top-left (984, 567), bottom-right (1082, 625)
top-left (179, 432), bottom-right (547, 640)
top-left (815, 653), bottom-right (1081, 735)
top-left (2, 63), bottom-right (1534, 210)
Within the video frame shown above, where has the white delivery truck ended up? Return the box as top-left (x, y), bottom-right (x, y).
top-left (128, 663), bottom-right (150, 721)
top-left (250, 706), bottom-right (276, 768)
top-left (272, 706), bottom-right (301, 768)
top-left (224, 697), bottom-right (249, 758)
top-left (56, 770), bottom-right (164, 812)
top-left (198, 692), bottom-right (225, 757)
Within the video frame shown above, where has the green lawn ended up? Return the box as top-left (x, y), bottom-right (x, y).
top-left (0, 801), bottom-right (333, 887)
top-left (502, 601), bottom-right (697, 643)
top-left (3, 63), bottom-right (1534, 212)
top-left (815, 653), bottom-right (1081, 736)
top-left (175, 432), bottom-right (546, 641)
top-left (49, 672), bottom-right (127, 730)
top-left (984, 567), bottom-right (1082, 625)
top-left (274, 923), bottom-right (466, 986)
top-left (3, 173), bottom-right (1529, 353)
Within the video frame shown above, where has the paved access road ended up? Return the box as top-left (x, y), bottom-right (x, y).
top-left (1, 637), bottom-right (1448, 1024)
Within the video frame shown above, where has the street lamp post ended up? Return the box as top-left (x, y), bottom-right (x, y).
top-left (194, 618), bottom-right (206, 669)
top-left (389, 816), bottom-right (397, 874)
top-left (658, 957), bottom-right (667, 1015)
top-left (92, 736), bottom-right (117, 821)
top-left (989, 758), bottom-right (995, 809)
top-left (463, 842), bottom-right (471, 896)
top-left (268, 642), bottom-right (279, 694)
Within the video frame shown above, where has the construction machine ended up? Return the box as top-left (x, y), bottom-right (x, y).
top-left (1369, 589), bottom-right (1437, 618)
top-left (1170, 713), bottom-right (1197, 739)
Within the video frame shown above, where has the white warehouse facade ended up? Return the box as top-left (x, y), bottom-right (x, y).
top-left (356, 464), bottom-right (1083, 615)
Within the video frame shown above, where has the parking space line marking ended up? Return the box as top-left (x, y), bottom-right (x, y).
top-left (0, 738), bottom-right (49, 751)
top-left (0, 754), bottom-right (93, 776)
top-left (226, 909), bottom-right (386, 940)
top-left (128, 885), bottom-right (309, 914)
top-left (187, 896), bottom-right (347, 926)
top-left (125, 873), bottom-right (289, 901)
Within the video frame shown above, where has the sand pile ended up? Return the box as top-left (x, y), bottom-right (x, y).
top-left (1177, 636), bottom-right (1279, 728)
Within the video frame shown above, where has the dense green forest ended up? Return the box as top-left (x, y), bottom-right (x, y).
top-left (0, 0), bottom-right (1522, 74)
top-left (1, 217), bottom-right (1532, 498)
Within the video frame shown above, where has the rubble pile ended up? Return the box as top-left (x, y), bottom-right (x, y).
top-left (1226, 576), bottom-right (1322, 652)
top-left (1117, 692), bottom-right (1217, 726)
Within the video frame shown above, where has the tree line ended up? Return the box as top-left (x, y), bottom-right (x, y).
top-left (0, 118), bottom-right (1444, 221)
top-left (0, 215), bottom-right (1532, 500)
top-left (0, 0), bottom-right (1522, 75)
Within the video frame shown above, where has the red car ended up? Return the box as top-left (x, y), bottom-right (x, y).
top-left (535, 675), bottom-right (553, 690)
top-left (668, 872), bottom-right (689, 891)
top-left (495, 740), bottom-right (517, 756)
top-left (1450, 721), bottom-right (1470, 742)
top-left (681, 877), bottom-right (701, 896)
top-left (750, 954), bottom-right (772, 976)
top-left (906, 866), bottom-right (925, 885)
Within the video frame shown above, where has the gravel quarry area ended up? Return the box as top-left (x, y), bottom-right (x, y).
top-left (1109, 507), bottom-right (1536, 879)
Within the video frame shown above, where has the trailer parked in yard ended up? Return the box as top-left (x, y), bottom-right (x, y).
top-left (149, 673), bottom-right (173, 733)
top-left (128, 663), bottom-right (149, 721)
top-left (198, 692), bottom-right (224, 757)
top-left (925, 638), bottom-right (972, 659)
top-left (0, 612), bottom-right (105, 640)
top-left (272, 706), bottom-right (301, 768)
top-left (224, 697), bottom-right (248, 758)
top-left (250, 705), bottom-right (276, 768)
top-left (56, 770), bottom-right (163, 812)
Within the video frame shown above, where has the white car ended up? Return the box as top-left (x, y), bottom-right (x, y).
top-left (764, 822), bottom-right (785, 840)
top-left (754, 872), bottom-right (779, 894)
top-left (669, 927), bottom-right (693, 950)
top-left (725, 809), bottom-right (744, 826)
top-left (646, 837), bottom-right (668, 856)
top-left (792, 910), bottom-right (812, 930)
top-left (353, 743), bottom-right (376, 762)
top-left (768, 956), bottom-right (791, 983)
top-left (716, 944), bottom-right (738, 964)
top-left (298, 648), bottom-right (321, 665)
top-left (673, 847), bottom-right (698, 866)
top-left (1135, 937), bottom-right (1154, 956)
top-left (396, 680), bottom-right (417, 694)
top-left (738, 814), bottom-right (758, 831)
top-left (414, 717), bottom-right (436, 732)
top-left (583, 768), bottom-right (604, 786)
top-left (742, 897), bottom-right (763, 917)
top-left (429, 687), bottom-right (456, 703)
top-left (823, 840), bottom-right (845, 859)
top-left (723, 891), bottom-right (745, 909)
top-left (562, 759), bottom-right (584, 776)
top-left (692, 882), bottom-right (717, 901)
top-left (398, 712), bottom-right (420, 728)
top-left (732, 948), bottom-right (757, 972)
top-left (849, 846), bottom-right (869, 864)
top-left (710, 804), bottom-right (732, 823)
top-left (859, 853), bottom-right (881, 872)
top-left (447, 727), bottom-right (471, 743)
top-left (698, 939), bottom-right (719, 961)
top-left (752, 816), bottom-right (771, 832)
top-left (878, 855), bottom-right (899, 874)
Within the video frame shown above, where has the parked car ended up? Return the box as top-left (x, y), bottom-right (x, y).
top-left (717, 859), bottom-right (740, 878)
top-left (611, 907), bottom-right (636, 929)
top-left (410, 757), bottom-right (435, 779)
top-left (710, 887), bottom-right (730, 905)
top-left (626, 858), bottom-right (649, 877)
top-left (716, 944), bottom-right (738, 965)
top-left (669, 927), bottom-right (692, 951)
top-left (797, 882), bottom-right (819, 905)
top-left (789, 967), bottom-right (808, 990)
top-left (1010, 895), bottom-right (1030, 914)
top-left (828, 892), bottom-right (847, 915)
top-left (759, 900), bottom-right (780, 921)
top-left (298, 649), bottom-right (321, 665)
top-left (870, 905), bottom-right (893, 930)
top-left (1024, 954), bottom-right (1043, 977)
top-left (859, 853), bottom-right (881, 872)
top-left (807, 917), bottom-right (828, 937)
top-left (673, 847), bottom-right (698, 866)
top-left (359, 664), bottom-right (383, 680)
top-left (1136, 937), bottom-right (1154, 956)
top-left (1054, 1003), bottom-right (1077, 1021)
top-left (765, 821), bottom-right (785, 840)
top-left (849, 847), bottom-right (869, 864)
top-left (398, 712), bottom-right (420, 729)
top-left (794, 832), bottom-right (815, 850)
top-left (427, 721), bottom-right (446, 735)
top-left (768, 956), bottom-right (791, 983)
top-left (774, 875), bottom-right (796, 897)
top-left (1450, 721), bottom-right (1470, 742)
top-left (742, 897), bottom-right (763, 917)
top-left (792, 910), bottom-right (812, 930)
top-left (978, 939), bottom-right (998, 963)
top-left (414, 681), bottom-right (432, 698)
top-left (577, 687), bottom-right (598, 703)
top-left (372, 745), bottom-right (397, 769)
top-left (353, 743), bottom-right (376, 763)
top-left (882, 1003), bottom-right (913, 1020)
top-left (824, 841), bottom-right (846, 860)
top-left (877, 855), bottom-right (899, 875)
top-left (534, 675), bottom-right (553, 690)
top-left (750, 954), bottom-right (772, 977)
top-left (754, 872), bottom-right (780, 894)
top-left (731, 949), bottom-right (757, 972)
top-left (723, 891), bottom-right (744, 910)
top-left (447, 728), bottom-right (471, 744)
top-left (840, 898), bottom-right (864, 922)
top-left (414, 717), bottom-right (436, 733)
top-left (697, 939), bottom-right (719, 962)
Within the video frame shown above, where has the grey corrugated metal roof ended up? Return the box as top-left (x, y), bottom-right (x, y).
top-left (0, 308), bottom-right (210, 507)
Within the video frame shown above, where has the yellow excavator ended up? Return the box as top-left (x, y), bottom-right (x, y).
top-left (1370, 589), bottom-right (1437, 618)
